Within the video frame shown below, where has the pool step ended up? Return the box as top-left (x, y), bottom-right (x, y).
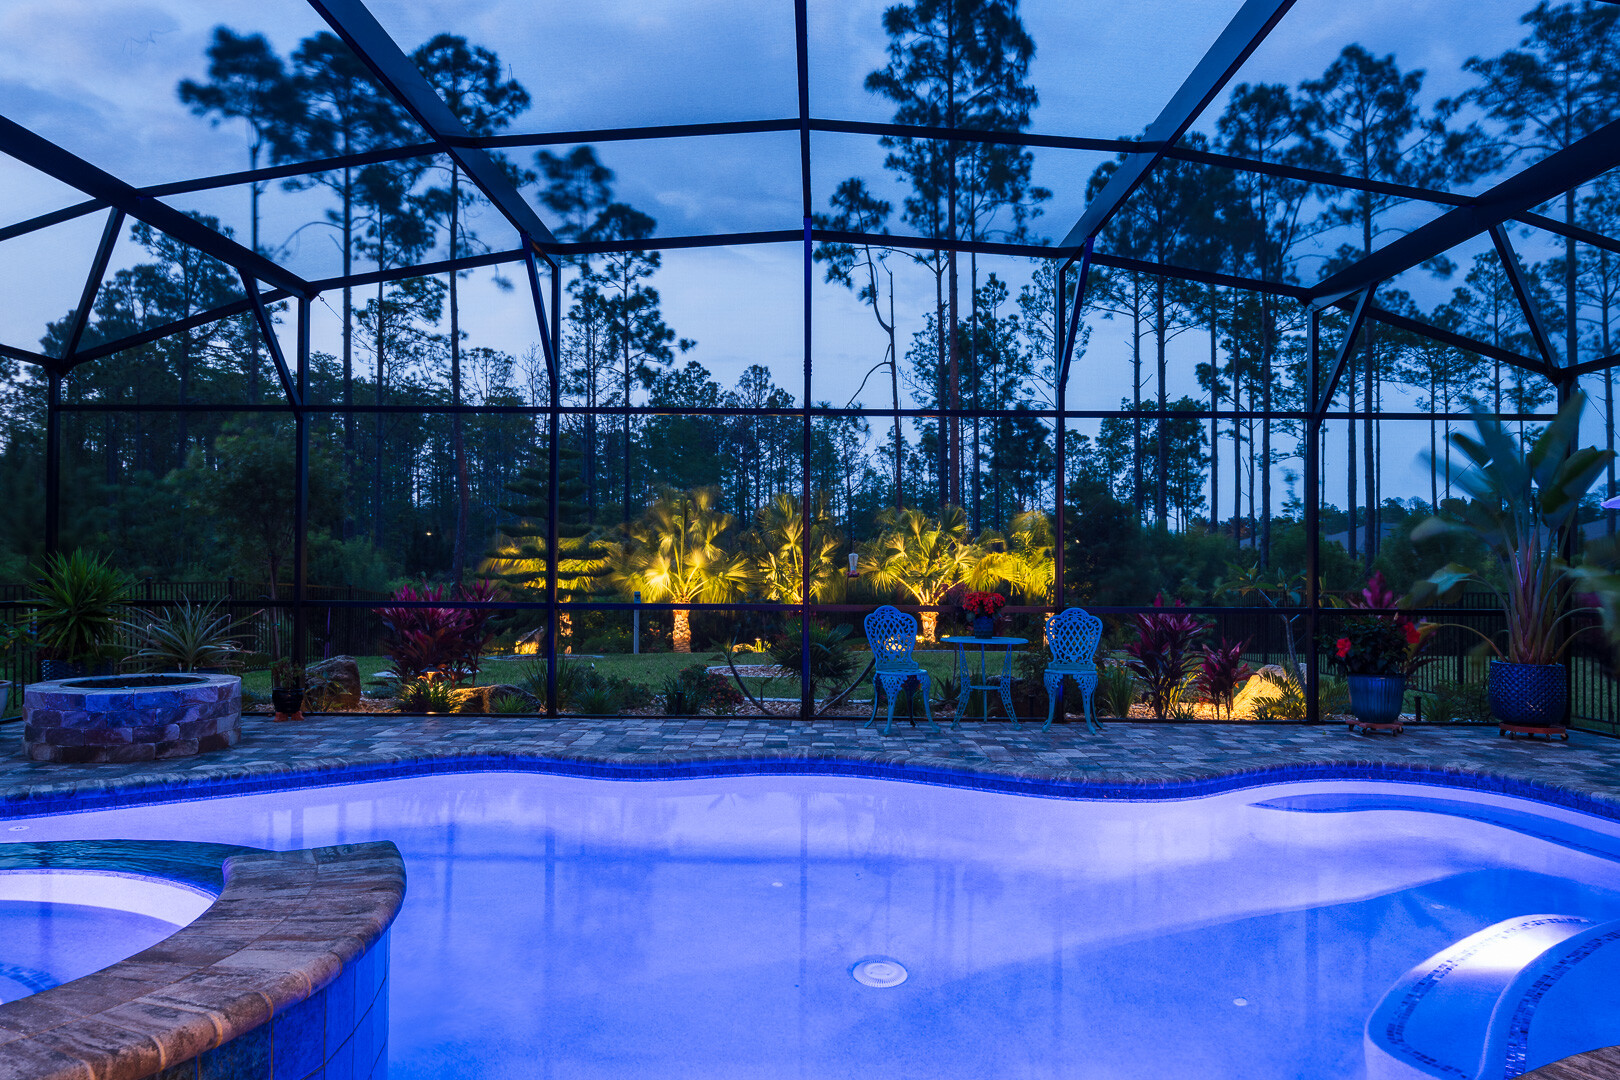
top-left (1365, 914), bottom-right (1594, 1080)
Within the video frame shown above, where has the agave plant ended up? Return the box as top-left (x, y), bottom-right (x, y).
top-left (1407, 393), bottom-right (1618, 665)
top-left (122, 599), bottom-right (245, 673)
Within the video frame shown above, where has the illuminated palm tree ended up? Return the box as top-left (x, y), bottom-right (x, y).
top-left (618, 487), bottom-right (751, 652)
top-left (864, 506), bottom-right (977, 641)
top-left (749, 492), bottom-right (844, 605)
top-left (970, 510), bottom-right (1054, 604)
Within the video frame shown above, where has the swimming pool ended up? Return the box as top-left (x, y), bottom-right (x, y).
top-left (9, 771), bottom-right (1620, 1079)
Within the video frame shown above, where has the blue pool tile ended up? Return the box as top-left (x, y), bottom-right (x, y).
top-left (200, 1022), bottom-right (270, 1080)
top-left (324, 964), bottom-right (356, 1047)
top-left (324, 1032), bottom-right (355, 1080)
top-left (272, 990), bottom-right (326, 1080)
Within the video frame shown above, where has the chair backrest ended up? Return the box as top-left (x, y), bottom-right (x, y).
top-left (865, 605), bottom-right (920, 670)
top-left (1046, 607), bottom-right (1103, 665)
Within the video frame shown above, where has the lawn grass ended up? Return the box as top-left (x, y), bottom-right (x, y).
top-left (244, 647), bottom-right (998, 707)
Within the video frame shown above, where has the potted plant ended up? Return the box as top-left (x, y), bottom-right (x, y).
top-left (962, 591), bottom-right (1006, 638)
top-left (1327, 615), bottom-right (1426, 733)
top-left (270, 659), bottom-right (306, 722)
top-left (1407, 393), bottom-right (1619, 739)
top-left (29, 550), bottom-right (132, 681)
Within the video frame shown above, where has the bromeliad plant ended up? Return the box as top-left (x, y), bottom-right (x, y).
top-left (1123, 594), bottom-right (1206, 719)
top-left (1406, 393), bottom-right (1619, 665)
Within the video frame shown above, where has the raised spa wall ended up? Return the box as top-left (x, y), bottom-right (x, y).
top-left (0, 839), bottom-right (404, 1080)
top-left (22, 674), bottom-right (242, 764)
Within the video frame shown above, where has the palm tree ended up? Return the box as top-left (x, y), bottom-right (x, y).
top-left (970, 509), bottom-right (1054, 604)
top-left (864, 506), bottom-right (978, 641)
top-left (618, 487), bottom-right (751, 652)
top-left (749, 492), bottom-right (844, 605)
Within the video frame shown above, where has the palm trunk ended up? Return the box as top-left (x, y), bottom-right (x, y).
top-left (673, 608), bottom-right (691, 653)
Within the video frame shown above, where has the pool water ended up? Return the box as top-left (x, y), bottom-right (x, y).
top-left (9, 773), bottom-right (1620, 1079)
top-left (0, 871), bottom-right (213, 1003)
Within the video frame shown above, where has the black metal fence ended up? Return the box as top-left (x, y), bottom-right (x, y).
top-left (1, 584), bottom-right (1615, 733)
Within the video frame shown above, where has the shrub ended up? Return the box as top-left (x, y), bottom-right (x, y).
top-left (1094, 662), bottom-right (1139, 718)
top-left (489, 693), bottom-right (535, 715)
top-left (1123, 594), bottom-right (1206, 719)
top-left (122, 599), bottom-right (244, 673)
top-left (766, 620), bottom-right (857, 701)
top-left (398, 677), bottom-right (456, 714)
top-left (1424, 680), bottom-right (1491, 723)
top-left (1198, 638), bottom-right (1254, 720)
top-left (379, 580), bottom-right (503, 683)
top-left (661, 664), bottom-right (743, 715)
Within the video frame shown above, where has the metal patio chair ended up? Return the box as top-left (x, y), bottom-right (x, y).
top-left (1044, 607), bottom-right (1103, 733)
top-left (862, 605), bottom-right (938, 735)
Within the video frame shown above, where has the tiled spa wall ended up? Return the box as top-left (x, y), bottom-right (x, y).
top-left (145, 929), bottom-right (390, 1080)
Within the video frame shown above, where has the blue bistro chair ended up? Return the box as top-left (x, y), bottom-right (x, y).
top-left (863, 605), bottom-right (939, 735)
top-left (1044, 607), bottom-right (1104, 733)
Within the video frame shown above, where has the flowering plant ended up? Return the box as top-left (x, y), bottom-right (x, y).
top-left (962, 591), bottom-right (1006, 617)
top-left (1328, 615), bottom-right (1430, 676)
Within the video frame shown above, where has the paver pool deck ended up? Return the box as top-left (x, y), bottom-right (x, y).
top-left (1, 712), bottom-right (1617, 1079)
top-left (0, 711), bottom-right (1618, 808)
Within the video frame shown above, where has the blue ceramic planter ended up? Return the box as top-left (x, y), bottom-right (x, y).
top-left (1489, 661), bottom-right (1567, 729)
top-left (1348, 675), bottom-right (1407, 726)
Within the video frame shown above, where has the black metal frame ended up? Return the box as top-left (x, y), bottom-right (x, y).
top-left (7, 0), bottom-right (1620, 725)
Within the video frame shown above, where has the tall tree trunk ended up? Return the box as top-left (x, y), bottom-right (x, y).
top-left (1364, 333), bottom-right (1377, 560)
top-left (890, 286), bottom-right (903, 510)
top-left (1208, 290), bottom-right (1219, 534)
top-left (1155, 276), bottom-right (1168, 529)
top-left (1131, 292), bottom-right (1144, 522)
top-left (448, 168), bottom-right (470, 584)
top-left (969, 251), bottom-right (980, 530)
top-left (1260, 304), bottom-right (1273, 566)
top-left (1346, 358), bottom-right (1358, 564)
top-left (374, 273), bottom-right (385, 547)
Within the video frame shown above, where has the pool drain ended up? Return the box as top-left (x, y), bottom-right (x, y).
top-left (851, 957), bottom-right (908, 988)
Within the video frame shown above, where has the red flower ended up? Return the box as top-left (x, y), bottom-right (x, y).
top-left (1335, 637), bottom-right (1352, 659)
top-left (1404, 623), bottom-right (1421, 646)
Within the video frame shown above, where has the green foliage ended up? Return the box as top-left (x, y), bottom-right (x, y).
top-left (618, 487), bottom-right (751, 652)
top-left (1249, 669), bottom-right (1349, 721)
top-left (660, 664), bottom-right (742, 716)
top-left (1095, 663), bottom-right (1139, 718)
top-left (122, 599), bottom-right (245, 672)
top-left (1421, 680), bottom-right (1491, 724)
top-left (398, 677), bottom-right (456, 714)
top-left (864, 506), bottom-right (978, 640)
top-left (29, 551), bottom-right (133, 666)
top-left (766, 620), bottom-right (857, 701)
top-left (748, 493), bottom-right (844, 604)
top-left (1408, 394), bottom-right (1618, 664)
top-left (1326, 616), bottom-right (1412, 677)
top-left (489, 692), bottom-right (535, 715)
top-left (972, 510), bottom-right (1054, 603)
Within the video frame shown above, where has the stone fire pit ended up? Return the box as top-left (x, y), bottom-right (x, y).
top-left (23, 673), bottom-right (241, 763)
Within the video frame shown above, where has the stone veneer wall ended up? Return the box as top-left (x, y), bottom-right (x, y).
top-left (23, 674), bottom-right (241, 763)
top-left (0, 841), bottom-right (404, 1080)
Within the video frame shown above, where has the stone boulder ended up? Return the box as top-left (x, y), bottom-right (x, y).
top-left (1230, 664), bottom-right (1291, 718)
top-left (307, 656), bottom-right (363, 710)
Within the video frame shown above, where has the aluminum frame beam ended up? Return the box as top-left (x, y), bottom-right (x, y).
top-left (306, 0), bottom-right (557, 249)
top-left (1313, 286), bottom-right (1375, 419)
top-left (60, 209), bottom-right (124, 361)
top-left (1059, 0), bottom-right (1298, 250)
top-left (1309, 116), bottom-right (1620, 307)
top-left (1489, 224), bottom-right (1562, 369)
top-left (0, 114), bottom-right (310, 299)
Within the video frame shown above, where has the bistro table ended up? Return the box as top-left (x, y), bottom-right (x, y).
top-left (939, 635), bottom-right (1027, 726)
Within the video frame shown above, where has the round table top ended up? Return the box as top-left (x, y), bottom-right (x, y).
top-left (939, 636), bottom-right (1028, 646)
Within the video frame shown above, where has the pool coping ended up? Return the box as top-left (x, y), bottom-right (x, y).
top-left (0, 840), bottom-right (404, 1080)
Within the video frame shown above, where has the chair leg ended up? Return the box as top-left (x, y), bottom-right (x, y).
top-left (1043, 673), bottom-right (1061, 731)
top-left (864, 676), bottom-right (880, 729)
top-left (883, 678), bottom-right (900, 735)
top-left (1078, 673), bottom-right (1101, 734)
top-left (919, 674), bottom-right (940, 732)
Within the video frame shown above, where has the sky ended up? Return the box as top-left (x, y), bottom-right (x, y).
top-left (0, 0), bottom-right (1603, 518)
